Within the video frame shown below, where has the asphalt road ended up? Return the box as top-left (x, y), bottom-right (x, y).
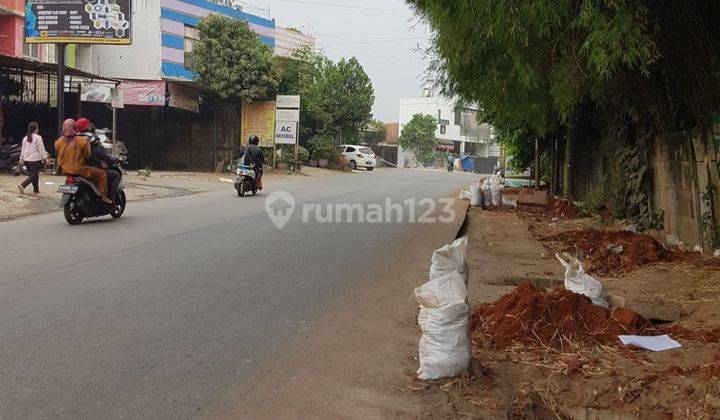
top-left (0, 169), bottom-right (472, 419)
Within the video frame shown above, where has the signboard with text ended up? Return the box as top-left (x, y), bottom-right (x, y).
top-left (274, 121), bottom-right (297, 145)
top-left (118, 81), bottom-right (165, 106)
top-left (25, 0), bottom-right (132, 44)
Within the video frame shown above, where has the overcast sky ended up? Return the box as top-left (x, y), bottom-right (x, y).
top-left (241, 0), bottom-right (432, 122)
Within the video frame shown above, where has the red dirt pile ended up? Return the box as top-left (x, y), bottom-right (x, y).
top-left (544, 229), bottom-right (672, 276)
top-left (470, 284), bottom-right (654, 349)
top-left (659, 325), bottom-right (720, 343)
top-left (547, 198), bottom-right (577, 219)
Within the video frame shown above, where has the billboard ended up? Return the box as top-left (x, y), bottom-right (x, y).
top-left (81, 82), bottom-right (113, 103)
top-left (118, 81), bottom-right (165, 106)
top-left (25, 0), bottom-right (131, 44)
top-left (241, 101), bottom-right (275, 147)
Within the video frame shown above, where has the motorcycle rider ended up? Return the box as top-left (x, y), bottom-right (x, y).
top-left (55, 119), bottom-right (112, 204)
top-left (76, 119), bottom-right (120, 199)
top-left (242, 135), bottom-right (265, 190)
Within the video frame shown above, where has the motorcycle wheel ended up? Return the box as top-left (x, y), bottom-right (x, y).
top-left (237, 183), bottom-right (245, 197)
top-left (63, 201), bottom-right (84, 225)
top-left (111, 190), bottom-right (127, 218)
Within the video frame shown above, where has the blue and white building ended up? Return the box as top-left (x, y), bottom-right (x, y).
top-left (76, 0), bottom-right (275, 82)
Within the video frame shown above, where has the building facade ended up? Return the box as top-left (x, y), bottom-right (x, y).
top-left (397, 94), bottom-right (498, 168)
top-left (0, 0), bottom-right (70, 64)
top-left (75, 0), bottom-right (275, 81)
top-left (274, 26), bottom-right (314, 59)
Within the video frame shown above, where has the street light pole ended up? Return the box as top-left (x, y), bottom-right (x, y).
top-left (56, 43), bottom-right (66, 135)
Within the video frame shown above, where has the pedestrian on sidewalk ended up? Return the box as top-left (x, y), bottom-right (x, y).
top-left (17, 122), bottom-right (48, 195)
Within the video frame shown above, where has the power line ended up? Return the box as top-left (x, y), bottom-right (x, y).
top-left (265, 0), bottom-right (406, 11)
top-left (320, 36), bottom-right (428, 46)
top-left (320, 46), bottom-right (426, 60)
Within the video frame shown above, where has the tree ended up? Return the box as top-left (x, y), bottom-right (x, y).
top-left (191, 15), bottom-right (279, 129)
top-left (276, 46), bottom-right (376, 145)
top-left (304, 56), bottom-right (375, 138)
top-left (399, 114), bottom-right (438, 165)
top-left (358, 119), bottom-right (387, 145)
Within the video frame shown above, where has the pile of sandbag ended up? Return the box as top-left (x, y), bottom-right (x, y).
top-left (481, 174), bottom-right (505, 207)
top-left (415, 237), bottom-right (471, 380)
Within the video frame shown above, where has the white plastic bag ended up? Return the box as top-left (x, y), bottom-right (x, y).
top-left (556, 253), bottom-right (608, 307)
top-left (415, 271), bottom-right (471, 380)
top-left (415, 237), bottom-right (470, 380)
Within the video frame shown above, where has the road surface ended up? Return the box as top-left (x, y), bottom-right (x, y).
top-left (0, 169), bottom-right (471, 419)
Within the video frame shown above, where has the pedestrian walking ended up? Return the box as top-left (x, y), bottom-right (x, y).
top-left (17, 122), bottom-right (48, 195)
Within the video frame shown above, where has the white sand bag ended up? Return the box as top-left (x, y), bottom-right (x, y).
top-left (429, 237), bottom-right (468, 284)
top-left (469, 183), bottom-right (481, 207)
top-left (415, 270), bottom-right (470, 380)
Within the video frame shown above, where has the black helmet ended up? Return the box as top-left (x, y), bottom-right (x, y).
top-left (248, 135), bottom-right (260, 145)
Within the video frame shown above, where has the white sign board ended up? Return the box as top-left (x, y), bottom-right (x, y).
top-left (276, 95), bottom-right (300, 109)
top-left (275, 121), bottom-right (298, 145)
top-left (111, 88), bottom-right (124, 109)
top-left (276, 108), bottom-right (300, 122)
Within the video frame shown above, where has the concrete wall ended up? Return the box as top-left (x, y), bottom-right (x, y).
top-left (650, 133), bottom-right (703, 247)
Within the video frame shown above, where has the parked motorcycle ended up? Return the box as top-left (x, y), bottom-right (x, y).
top-left (0, 143), bottom-right (21, 174)
top-left (234, 163), bottom-right (258, 197)
top-left (58, 159), bottom-right (127, 225)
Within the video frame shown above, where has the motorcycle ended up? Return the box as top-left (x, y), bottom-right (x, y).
top-left (0, 143), bottom-right (22, 174)
top-left (58, 159), bottom-right (127, 225)
top-left (234, 163), bottom-right (258, 197)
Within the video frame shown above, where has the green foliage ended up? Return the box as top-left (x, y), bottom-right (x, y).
top-left (612, 142), bottom-right (662, 230)
top-left (399, 114), bottom-right (438, 165)
top-left (409, 0), bottom-right (657, 137)
top-left (278, 47), bottom-right (375, 142)
top-left (358, 119), bottom-right (387, 145)
top-left (304, 56), bottom-right (375, 134)
top-left (307, 134), bottom-right (338, 161)
top-left (278, 145), bottom-right (309, 164)
top-left (191, 15), bottom-right (279, 108)
top-left (494, 127), bottom-right (536, 173)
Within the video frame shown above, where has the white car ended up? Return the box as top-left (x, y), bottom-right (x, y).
top-left (339, 145), bottom-right (377, 171)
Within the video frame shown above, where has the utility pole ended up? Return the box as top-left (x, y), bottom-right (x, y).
top-left (56, 44), bottom-right (66, 135)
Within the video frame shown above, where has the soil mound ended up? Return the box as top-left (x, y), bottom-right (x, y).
top-left (470, 284), bottom-right (654, 349)
top-left (543, 229), bottom-right (672, 276)
top-left (547, 198), bottom-right (577, 219)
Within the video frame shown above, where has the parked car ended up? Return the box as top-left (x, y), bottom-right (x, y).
top-left (96, 129), bottom-right (128, 161)
top-left (338, 144), bottom-right (377, 171)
